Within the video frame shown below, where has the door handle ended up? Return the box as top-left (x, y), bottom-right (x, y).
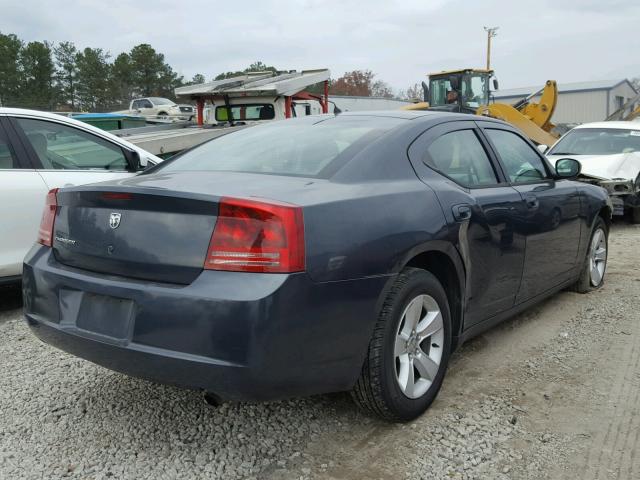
top-left (452, 204), bottom-right (472, 222)
top-left (524, 194), bottom-right (539, 210)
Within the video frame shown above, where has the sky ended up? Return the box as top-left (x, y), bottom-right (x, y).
top-left (1, 0), bottom-right (639, 93)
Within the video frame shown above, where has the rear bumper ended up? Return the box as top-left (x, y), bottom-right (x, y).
top-left (23, 246), bottom-right (391, 401)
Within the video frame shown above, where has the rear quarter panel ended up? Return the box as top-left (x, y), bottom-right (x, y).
top-left (303, 178), bottom-right (449, 282)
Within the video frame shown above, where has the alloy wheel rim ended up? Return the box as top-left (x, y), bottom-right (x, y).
top-left (394, 294), bottom-right (444, 399)
top-left (589, 228), bottom-right (607, 287)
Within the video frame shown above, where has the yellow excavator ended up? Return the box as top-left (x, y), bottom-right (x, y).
top-left (403, 68), bottom-right (559, 146)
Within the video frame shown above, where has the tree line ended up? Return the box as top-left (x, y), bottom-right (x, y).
top-left (0, 31), bottom-right (421, 113)
top-left (0, 32), bottom-right (194, 111)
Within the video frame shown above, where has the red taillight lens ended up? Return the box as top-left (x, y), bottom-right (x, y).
top-left (205, 197), bottom-right (305, 273)
top-left (37, 188), bottom-right (59, 247)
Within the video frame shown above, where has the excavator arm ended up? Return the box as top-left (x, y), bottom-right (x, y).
top-left (606, 92), bottom-right (640, 121)
top-left (476, 80), bottom-right (559, 146)
top-left (626, 106), bottom-right (640, 121)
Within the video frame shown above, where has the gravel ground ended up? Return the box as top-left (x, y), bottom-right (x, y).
top-left (1, 223), bottom-right (639, 479)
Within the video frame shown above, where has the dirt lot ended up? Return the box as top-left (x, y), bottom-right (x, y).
top-left (1, 224), bottom-right (638, 480)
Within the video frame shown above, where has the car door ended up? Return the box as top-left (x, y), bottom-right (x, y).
top-left (480, 124), bottom-right (582, 302)
top-left (0, 117), bottom-right (49, 280)
top-left (408, 121), bottom-right (526, 327)
top-left (8, 115), bottom-right (137, 192)
top-left (139, 99), bottom-right (155, 116)
top-left (131, 99), bottom-right (141, 113)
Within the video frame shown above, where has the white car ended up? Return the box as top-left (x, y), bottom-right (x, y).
top-left (119, 97), bottom-right (192, 121)
top-left (0, 108), bottom-right (162, 283)
top-left (545, 121), bottom-right (640, 222)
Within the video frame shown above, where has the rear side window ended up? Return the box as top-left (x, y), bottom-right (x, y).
top-left (485, 129), bottom-right (549, 183)
top-left (157, 117), bottom-right (405, 178)
top-left (425, 129), bottom-right (498, 187)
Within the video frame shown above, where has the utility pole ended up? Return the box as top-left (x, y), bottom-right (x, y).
top-left (484, 26), bottom-right (499, 70)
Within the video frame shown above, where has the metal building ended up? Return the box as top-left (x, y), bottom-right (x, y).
top-left (493, 79), bottom-right (638, 124)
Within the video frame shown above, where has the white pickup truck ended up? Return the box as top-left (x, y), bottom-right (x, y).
top-left (118, 97), bottom-right (195, 121)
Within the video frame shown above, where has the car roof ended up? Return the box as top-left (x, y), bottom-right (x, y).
top-left (0, 107), bottom-right (81, 122)
top-left (338, 110), bottom-right (463, 120)
top-left (336, 110), bottom-right (510, 127)
top-left (0, 107), bottom-right (162, 163)
top-left (572, 121), bottom-right (640, 131)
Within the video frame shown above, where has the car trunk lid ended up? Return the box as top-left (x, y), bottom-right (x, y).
top-left (53, 189), bottom-right (218, 284)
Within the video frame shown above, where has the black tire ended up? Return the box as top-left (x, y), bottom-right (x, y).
top-left (631, 206), bottom-right (640, 225)
top-left (571, 216), bottom-right (608, 294)
top-left (351, 268), bottom-right (452, 422)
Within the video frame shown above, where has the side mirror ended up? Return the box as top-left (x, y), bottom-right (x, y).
top-left (555, 158), bottom-right (581, 178)
top-left (123, 149), bottom-right (145, 171)
top-left (537, 144), bottom-right (549, 154)
top-left (421, 81), bottom-right (429, 102)
top-left (492, 78), bottom-right (499, 90)
top-left (448, 75), bottom-right (460, 90)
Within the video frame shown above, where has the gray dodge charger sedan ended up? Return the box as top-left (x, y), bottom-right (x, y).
top-left (23, 112), bottom-right (611, 421)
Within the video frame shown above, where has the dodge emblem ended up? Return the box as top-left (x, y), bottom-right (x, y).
top-left (109, 212), bottom-right (122, 229)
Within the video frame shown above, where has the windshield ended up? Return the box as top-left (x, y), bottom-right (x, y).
top-left (156, 116), bottom-right (405, 178)
top-left (149, 97), bottom-right (175, 106)
top-left (549, 128), bottom-right (640, 155)
top-left (430, 74), bottom-right (489, 108)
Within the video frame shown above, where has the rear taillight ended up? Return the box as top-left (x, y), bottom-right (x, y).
top-left (37, 188), bottom-right (59, 247)
top-left (205, 197), bottom-right (305, 273)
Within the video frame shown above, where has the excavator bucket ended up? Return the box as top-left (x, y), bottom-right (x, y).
top-left (518, 80), bottom-right (558, 131)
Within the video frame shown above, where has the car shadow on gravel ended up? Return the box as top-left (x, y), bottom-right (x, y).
top-left (447, 293), bottom-right (559, 368)
top-left (0, 284), bottom-right (22, 315)
top-left (62, 369), bottom-right (366, 449)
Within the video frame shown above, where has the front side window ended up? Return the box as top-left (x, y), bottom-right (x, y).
top-left (215, 104), bottom-right (276, 122)
top-left (548, 128), bottom-right (640, 156)
top-left (425, 129), bottom-right (498, 187)
top-left (16, 118), bottom-right (129, 171)
top-left (485, 129), bottom-right (549, 183)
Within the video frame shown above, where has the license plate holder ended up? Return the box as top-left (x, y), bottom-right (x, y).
top-left (71, 292), bottom-right (135, 340)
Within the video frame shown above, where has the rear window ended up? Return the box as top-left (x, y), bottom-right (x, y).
top-left (216, 104), bottom-right (275, 122)
top-left (157, 116), bottom-right (405, 177)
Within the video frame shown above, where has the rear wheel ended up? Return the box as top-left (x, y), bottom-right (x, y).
top-left (352, 268), bottom-right (452, 421)
top-left (571, 216), bottom-right (608, 293)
